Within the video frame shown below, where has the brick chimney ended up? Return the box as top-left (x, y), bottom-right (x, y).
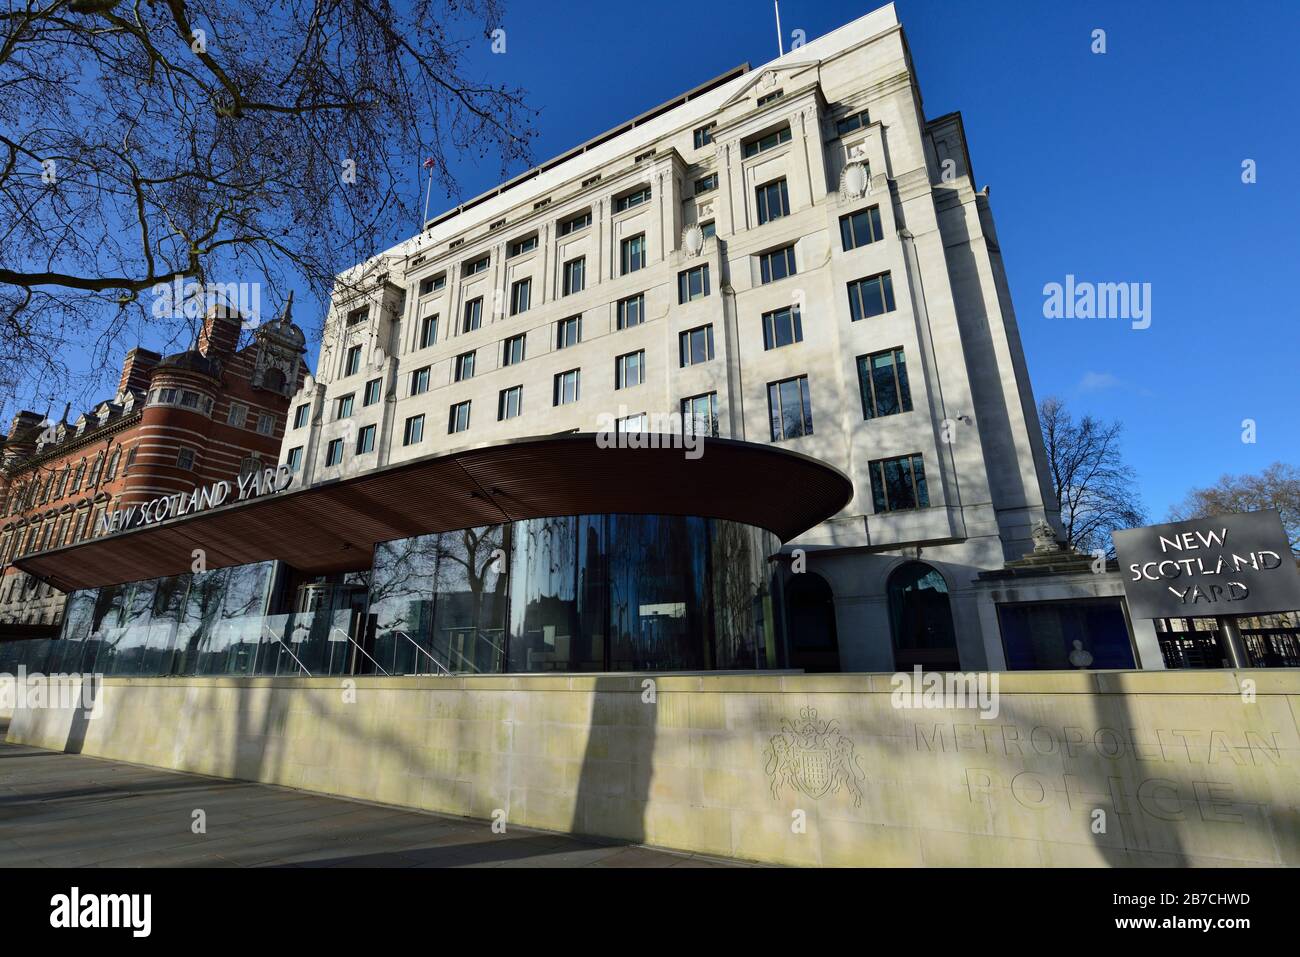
top-left (198, 303), bottom-right (242, 360)
top-left (118, 347), bottom-right (161, 395)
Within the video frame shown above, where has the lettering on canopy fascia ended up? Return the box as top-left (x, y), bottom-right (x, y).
top-left (98, 464), bottom-right (294, 536)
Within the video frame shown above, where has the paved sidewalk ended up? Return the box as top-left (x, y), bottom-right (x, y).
top-left (0, 731), bottom-right (749, 868)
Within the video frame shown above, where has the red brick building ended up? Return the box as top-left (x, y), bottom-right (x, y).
top-left (0, 304), bottom-right (307, 633)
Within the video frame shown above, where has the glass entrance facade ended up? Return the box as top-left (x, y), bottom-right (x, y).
top-left (3, 513), bottom-right (785, 677)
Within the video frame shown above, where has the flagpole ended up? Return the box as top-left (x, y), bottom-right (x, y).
top-left (775, 0), bottom-right (784, 56)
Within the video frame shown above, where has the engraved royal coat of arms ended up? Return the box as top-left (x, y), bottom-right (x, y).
top-left (764, 707), bottom-right (866, 807)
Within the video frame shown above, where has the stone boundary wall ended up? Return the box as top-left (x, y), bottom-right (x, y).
top-left (4, 671), bottom-right (1298, 866)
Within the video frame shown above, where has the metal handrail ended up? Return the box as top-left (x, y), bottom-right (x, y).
top-left (261, 624), bottom-right (312, 676)
top-left (330, 626), bottom-right (390, 676)
top-left (393, 630), bottom-right (452, 676)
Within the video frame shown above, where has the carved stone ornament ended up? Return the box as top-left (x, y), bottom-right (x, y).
top-left (839, 161), bottom-right (871, 201)
top-left (759, 70), bottom-right (778, 91)
top-left (682, 224), bottom-right (705, 258)
top-left (1031, 519), bottom-right (1060, 554)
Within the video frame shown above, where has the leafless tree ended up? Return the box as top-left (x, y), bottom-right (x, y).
top-left (1169, 461), bottom-right (1300, 554)
top-left (1038, 396), bottom-right (1145, 554)
top-left (0, 0), bottom-right (535, 414)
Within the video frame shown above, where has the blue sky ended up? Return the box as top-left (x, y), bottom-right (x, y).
top-left (35, 0), bottom-right (1300, 521)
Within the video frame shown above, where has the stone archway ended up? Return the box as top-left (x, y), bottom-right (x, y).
top-left (888, 561), bottom-right (961, 671)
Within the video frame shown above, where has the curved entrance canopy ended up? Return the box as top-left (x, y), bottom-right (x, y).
top-left (14, 433), bottom-right (853, 592)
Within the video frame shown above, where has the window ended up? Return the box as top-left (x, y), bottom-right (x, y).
top-left (848, 272), bottom-right (897, 321)
top-left (345, 345), bottom-right (362, 376)
top-left (363, 378), bottom-right (382, 406)
top-left (419, 314), bottom-right (438, 348)
top-left (563, 257), bottom-right (586, 296)
top-left (448, 238), bottom-right (464, 250)
top-left (616, 350), bottom-right (645, 389)
top-left (463, 296), bottom-right (483, 332)
top-left (759, 244), bottom-right (797, 284)
top-left (498, 386), bottom-right (523, 421)
top-left (356, 424), bottom-right (376, 455)
top-left (257, 413), bottom-right (274, 435)
top-left (694, 173), bottom-right (718, 194)
top-left (418, 273), bottom-right (446, 296)
top-left (286, 446), bottom-right (303, 472)
top-left (681, 392), bottom-right (718, 437)
top-left (617, 293), bottom-right (644, 330)
top-left (159, 387), bottom-right (176, 404)
top-left (767, 375), bottom-right (813, 441)
top-left (762, 306), bottom-right (803, 350)
top-left (464, 255), bottom-right (490, 276)
top-left (755, 178), bottom-right (790, 225)
top-left (448, 400), bottom-right (472, 434)
top-left (679, 325), bottom-right (715, 367)
top-left (293, 404), bottom-right (310, 429)
top-left (614, 186), bottom-right (651, 213)
top-left (857, 348), bottom-right (913, 420)
top-left (510, 277), bottom-right (532, 315)
top-left (869, 454), bottom-right (929, 512)
top-left (410, 366), bottom-right (431, 395)
top-left (556, 316), bottom-right (581, 349)
top-left (836, 109), bottom-right (870, 136)
top-left (179, 391), bottom-right (199, 408)
top-left (87, 454), bottom-right (104, 486)
top-left (240, 456), bottom-right (261, 479)
top-left (603, 412), bottom-right (641, 435)
top-left (503, 333), bottom-right (526, 367)
top-left (227, 402), bottom-right (248, 427)
top-left (553, 369), bottom-right (580, 406)
top-left (678, 264), bottom-right (710, 303)
top-left (620, 234), bottom-right (646, 275)
top-left (72, 513), bottom-right (87, 543)
top-left (124, 448), bottom-right (136, 473)
top-left (403, 414), bottom-right (425, 446)
top-left (70, 461), bottom-right (84, 493)
top-left (840, 205), bottom-right (884, 251)
top-left (105, 450), bottom-right (121, 481)
top-left (509, 235), bottom-right (538, 257)
top-left (559, 211), bottom-right (591, 235)
top-left (743, 125), bottom-right (791, 158)
top-left (693, 123), bottom-right (716, 149)
top-left (335, 393), bottom-right (355, 419)
top-left (324, 438), bottom-right (344, 467)
top-left (756, 89), bottom-right (784, 107)
top-left (454, 351), bottom-right (475, 382)
top-left (346, 306), bottom-right (368, 326)
top-left (177, 447), bottom-right (196, 469)
top-left (700, 220), bottom-right (716, 240)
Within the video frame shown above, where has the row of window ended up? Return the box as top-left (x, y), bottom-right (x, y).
top-left (5, 447), bottom-right (140, 515)
top-left (402, 203), bottom-right (887, 371)
top-left (224, 401), bottom-right (276, 436)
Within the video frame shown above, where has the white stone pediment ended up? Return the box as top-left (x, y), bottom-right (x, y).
top-left (717, 61), bottom-right (821, 111)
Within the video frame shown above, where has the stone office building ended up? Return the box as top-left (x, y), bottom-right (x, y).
top-left (277, 4), bottom-right (1098, 672)
top-left (0, 305), bottom-right (307, 632)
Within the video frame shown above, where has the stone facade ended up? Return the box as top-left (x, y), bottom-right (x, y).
top-left (4, 670), bottom-right (1297, 866)
top-left (279, 4), bottom-right (1061, 671)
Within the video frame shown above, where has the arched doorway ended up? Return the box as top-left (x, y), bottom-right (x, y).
top-left (785, 573), bottom-right (840, 672)
top-left (888, 562), bottom-right (960, 671)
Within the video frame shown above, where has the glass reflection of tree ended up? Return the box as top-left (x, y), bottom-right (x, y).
top-left (177, 569), bottom-right (228, 675)
top-left (710, 522), bottom-right (769, 670)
